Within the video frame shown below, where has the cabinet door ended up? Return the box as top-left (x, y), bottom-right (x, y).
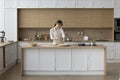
top-left (92, 0), bottom-right (113, 8)
top-left (0, 9), bottom-right (4, 31)
top-left (5, 45), bottom-right (12, 67)
top-left (17, 0), bottom-right (38, 8)
top-left (76, 0), bottom-right (91, 8)
top-left (5, 43), bottom-right (17, 67)
top-left (39, 0), bottom-right (55, 8)
top-left (18, 42), bottom-right (29, 60)
top-left (5, 0), bottom-right (16, 8)
top-left (88, 48), bottom-right (104, 70)
top-left (0, 48), bottom-right (3, 71)
top-left (23, 49), bottom-right (39, 70)
top-left (0, 0), bottom-right (4, 9)
top-left (39, 49), bottom-right (55, 71)
top-left (56, 0), bottom-right (75, 8)
top-left (96, 42), bottom-right (114, 60)
top-left (10, 43), bottom-right (17, 63)
top-left (4, 9), bottom-right (17, 41)
top-left (56, 48), bottom-right (71, 71)
top-left (114, 43), bottom-right (120, 59)
top-left (114, 9), bottom-right (120, 18)
top-left (113, 0), bottom-right (120, 9)
top-left (72, 48), bottom-right (88, 71)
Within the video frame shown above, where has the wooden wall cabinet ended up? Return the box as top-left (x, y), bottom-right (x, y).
top-left (18, 9), bottom-right (114, 28)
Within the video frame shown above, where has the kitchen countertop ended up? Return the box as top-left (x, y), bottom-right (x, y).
top-left (22, 45), bottom-right (106, 49)
top-left (0, 41), bottom-right (17, 48)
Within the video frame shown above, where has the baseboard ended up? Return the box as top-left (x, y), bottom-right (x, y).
top-left (23, 71), bottom-right (104, 75)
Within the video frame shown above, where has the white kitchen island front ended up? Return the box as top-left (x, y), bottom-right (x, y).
top-left (21, 45), bottom-right (106, 75)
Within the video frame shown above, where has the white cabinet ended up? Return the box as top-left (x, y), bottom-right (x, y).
top-left (92, 0), bottom-right (113, 8)
top-left (0, 0), bottom-right (4, 9)
top-left (56, 0), bottom-right (75, 8)
top-left (56, 48), bottom-right (71, 71)
top-left (114, 9), bottom-right (120, 18)
top-left (88, 48), bottom-right (104, 70)
top-left (72, 48), bottom-right (88, 71)
top-left (39, 49), bottom-right (55, 71)
top-left (23, 49), bottom-right (39, 70)
top-left (0, 47), bottom-right (3, 71)
top-left (18, 42), bottom-right (29, 60)
top-left (76, 0), bottom-right (91, 8)
top-left (113, 0), bottom-right (120, 9)
top-left (0, 9), bottom-right (4, 31)
top-left (39, 0), bottom-right (55, 8)
top-left (4, 9), bottom-right (17, 41)
top-left (5, 43), bottom-right (17, 67)
top-left (113, 0), bottom-right (120, 18)
top-left (17, 0), bottom-right (38, 8)
top-left (114, 43), bottom-right (120, 59)
top-left (96, 42), bottom-right (114, 60)
top-left (5, 0), bottom-right (16, 8)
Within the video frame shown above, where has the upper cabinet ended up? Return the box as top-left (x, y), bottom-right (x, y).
top-left (39, 0), bottom-right (55, 8)
top-left (5, 0), bottom-right (17, 8)
top-left (113, 0), bottom-right (120, 9)
top-left (76, 0), bottom-right (91, 8)
top-left (113, 0), bottom-right (120, 18)
top-left (0, 0), bottom-right (4, 9)
top-left (114, 9), bottom-right (120, 18)
top-left (4, 9), bottom-right (17, 41)
top-left (17, 0), bottom-right (39, 8)
top-left (0, 9), bottom-right (4, 31)
top-left (56, 0), bottom-right (75, 8)
top-left (92, 0), bottom-right (113, 8)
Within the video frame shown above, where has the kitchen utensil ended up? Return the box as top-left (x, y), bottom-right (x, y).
top-left (83, 36), bottom-right (88, 41)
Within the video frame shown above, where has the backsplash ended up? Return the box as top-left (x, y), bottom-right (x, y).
top-left (18, 28), bottom-right (113, 42)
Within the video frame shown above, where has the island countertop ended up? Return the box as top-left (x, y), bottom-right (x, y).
top-left (22, 45), bottom-right (106, 49)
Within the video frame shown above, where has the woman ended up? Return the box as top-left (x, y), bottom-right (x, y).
top-left (50, 20), bottom-right (65, 44)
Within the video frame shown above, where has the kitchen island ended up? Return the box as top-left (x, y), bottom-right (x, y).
top-left (21, 44), bottom-right (106, 75)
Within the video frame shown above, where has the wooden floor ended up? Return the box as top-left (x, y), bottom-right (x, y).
top-left (0, 63), bottom-right (120, 80)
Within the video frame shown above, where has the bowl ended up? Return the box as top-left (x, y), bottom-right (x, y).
top-left (29, 42), bottom-right (37, 47)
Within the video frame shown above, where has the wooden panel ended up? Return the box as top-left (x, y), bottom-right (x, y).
top-left (56, 9), bottom-right (66, 28)
top-left (75, 9), bottom-right (92, 28)
top-left (39, 9), bottom-right (56, 28)
top-left (18, 9), bottom-right (114, 28)
top-left (18, 9), bottom-right (39, 28)
top-left (65, 9), bottom-right (75, 28)
top-left (91, 9), bottom-right (102, 28)
top-left (101, 10), bottom-right (114, 28)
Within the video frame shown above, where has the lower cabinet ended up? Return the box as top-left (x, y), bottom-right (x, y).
top-left (39, 48), bottom-right (55, 71)
top-left (5, 43), bottom-right (17, 67)
top-left (24, 49), bottom-right (40, 70)
top-left (56, 48), bottom-right (71, 71)
top-left (0, 47), bottom-right (3, 71)
top-left (114, 43), bottom-right (120, 59)
top-left (88, 48), bottom-right (104, 70)
top-left (72, 48), bottom-right (88, 71)
top-left (23, 48), bottom-right (105, 75)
